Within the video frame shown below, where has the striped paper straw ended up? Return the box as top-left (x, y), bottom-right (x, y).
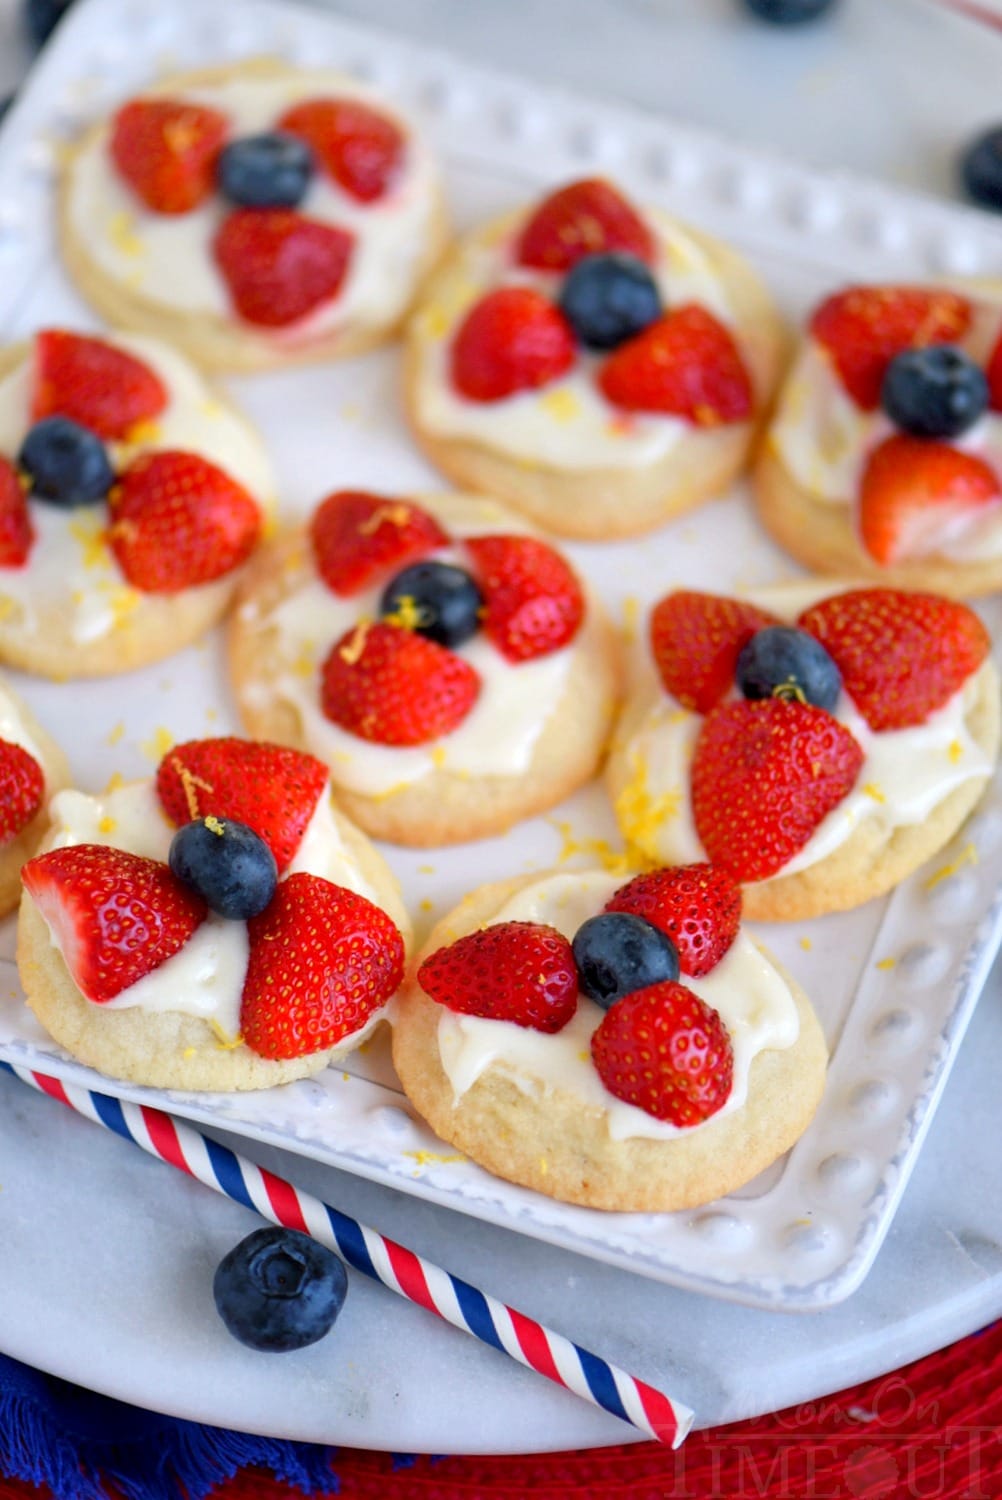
top-left (3, 1061), bottom-right (694, 1447)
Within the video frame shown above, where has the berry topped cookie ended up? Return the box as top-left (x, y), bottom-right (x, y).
top-left (60, 59), bottom-right (448, 371)
top-left (391, 865), bottom-right (827, 1211)
top-left (228, 488), bottom-right (619, 846)
top-left (756, 283), bottom-right (1002, 596)
top-left (0, 673), bottom-right (70, 917)
top-left (405, 177), bottom-right (785, 538)
top-left (16, 736), bottom-right (411, 1090)
top-left (606, 582), bottom-right (1000, 919)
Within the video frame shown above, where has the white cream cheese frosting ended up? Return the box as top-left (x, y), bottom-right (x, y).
top-left (0, 331), bottom-right (274, 644)
top-left (66, 70), bottom-right (440, 341)
top-left (434, 870), bottom-right (799, 1141)
top-left (0, 677), bottom-right (46, 766)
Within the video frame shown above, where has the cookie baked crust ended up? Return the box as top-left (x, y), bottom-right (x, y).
top-left (0, 693), bottom-right (71, 919)
top-left (227, 503), bottom-right (622, 847)
top-left (58, 58), bottom-right (451, 375)
top-left (390, 874), bottom-right (828, 1213)
top-left (404, 212), bottom-right (788, 540)
top-left (16, 794), bottom-right (413, 1092)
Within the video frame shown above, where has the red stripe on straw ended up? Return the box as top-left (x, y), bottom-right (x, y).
top-left (141, 1107), bottom-right (191, 1175)
top-left (636, 1379), bottom-right (682, 1445)
top-left (383, 1241), bottom-right (438, 1314)
top-left (260, 1166), bottom-right (310, 1233)
top-left (31, 1071), bottom-right (70, 1104)
top-left (508, 1307), bottom-right (563, 1384)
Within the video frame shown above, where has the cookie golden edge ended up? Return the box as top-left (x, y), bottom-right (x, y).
top-left (58, 58), bottom-right (452, 375)
top-left (226, 501), bottom-right (623, 848)
top-left (390, 874), bottom-right (829, 1212)
top-left (403, 212), bottom-right (790, 540)
top-left (15, 793), bottom-right (413, 1092)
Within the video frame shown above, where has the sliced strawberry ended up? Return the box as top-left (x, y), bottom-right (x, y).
top-left (108, 450), bottom-right (261, 593)
top-left (110, 97), bottom-right (228, 215)
top-left (605, 864), bottom-right (741, 978)
top-left (810, 286), bottom-right (973, 411)
top-left (320, 621), bottom-right (480, 747)
top-left (0, 739), bottom-right (43, 843)
top-left (213, 209), bottom-right (353, 328)
top-left (988, 329), bottom-right (1002, 412)
top-left (516, 178), bottom-right (654, 271)
top-left (857, 434), bottom-right (1001, 566)
top-left (798, 587), bottom-right (990, 732)
top-left (241, 873), bottom-right (404, 1060)
top-left (310, 490), bottom-right (448, 598)
top-left (450, 288), bottom-right (576, 402)
top-left (31, 330), bottom-right (167, 441)
top-left (598, 305), bottom-right (753, 423)
top-left (591, 980), bottom-right (733, 1126)
top-left (417, 920), bottom-right (578, 1032)
top-left (278, 97), bottom-right (405, 203)
top-left (464, 534), bottom-right (584, 662)
top-left (691, 699), bottom-right (863, 883)
top-left (0, 455), bottom-right (33, 568)
top-left (22, 844), bottom-right (206, 1002)
top-left (649, 590), bottom-right (780, 714)
top-left (156, 738), bottom-right (328, 874)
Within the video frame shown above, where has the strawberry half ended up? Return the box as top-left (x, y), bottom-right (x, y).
top-left (310, 490), bottom-right (448, 597)
top-left (857, 434), bottom-right (1001, 566)
top-left (598, 305), bottom-right (753, 423)
top-left (810, 286), bottom-right (973, 411)
top-left (213, 209), bottom-right (354, 328)
top-left (605, 864), bottom-right (741, 978)
top-left (0, 739), bottom-right (43, 843)
top-left (320, 622), bottom-right (480, 747)
top-left (108, 450), bottom-right (261, 593)
top-left (798, 588), bottom-right (991, 732)
top-left (516, 178), bottom-right (654, 271)
top-left (590, 980), bottom-right (733, 1126)
top-left (31, 330), bottom-right (167, 441)
top-left (22, 844), bottom-right (206, 1002)
top-left (156, 738), bottom-right (328, 874)
top-left (649, 590), bottom-right (780, 714)
top-left (110, 97), bottom-right (228, 214)
top-left (241, 873), bottom-right (404, 1060)
top-left (465, 534), bottom-right (584, 662)
top-left (450, 288), bottom-right (576, 402)
top-left (0, 455), bottom-right (33, 568)
top-left (988, 329), bottom-right (1002, 412)
top-left (279, 97), bottom-right (405, 203)
top-left (417, 920), bottom-right (578, 1032)
top-left (691, 699), bottom-right (864, 883)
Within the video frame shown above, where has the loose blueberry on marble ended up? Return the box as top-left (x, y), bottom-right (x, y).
top-left (380, 560), bottom-right (484, 648)
top-left (213, 1226), bottom-right (348, 1353)
top-left (217, 132), bottom-right (315, 210)
top-left (741, 0), bottom-right (837, 21)
top-left (169, 817), bottom-right (278, 921)
top-left (558, 252), bottom-right (662, 351)
top-left (960, 124), bottom-right (1002, 213)
top-left (17, 417), bottom-right (114, 507)
top-left (24, 0), bottom-right (75, 47)
top-left (881, 346), bottom-right (988, 439)
top-left (572, 912), bottom-right (679, 1009)
top-left (736, 626), bottom-right (841, 711)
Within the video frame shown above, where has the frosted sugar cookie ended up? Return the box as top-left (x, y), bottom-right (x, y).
top-left (17, 736), bottom-right (410, 1091)
top-left (756, 282), bottom-right (1002, 596)
top-left (228, 488), bottom-right (619, 846)
top-left (0, 675), bottom-right (70, 917)
top-left (60, 59), bottom-right (448, 372)
top-left (391, 864), bottom-right (827, 1211)
top-left (405, 177), bottom-right (785, 538)
top-left (0, 327), bottom-right (273, 678)
top-left (606, 583), bottom-right (1000, 920)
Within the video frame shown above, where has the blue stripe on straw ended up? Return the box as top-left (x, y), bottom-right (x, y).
top-left (90, 1089), bottom-right (134, 1143)
top-left (576, 1346), bottom-right (631, 1423)
top-left (323, 1205), bottom-right (379, 1280)
top-left (203, 1135), bottom-right (257, 1210)
top-left (452, 1281), bottom-right (505, 1352)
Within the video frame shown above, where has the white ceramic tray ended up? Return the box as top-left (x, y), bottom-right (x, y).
top-left (1, 0), bottom-right (1002, 1315)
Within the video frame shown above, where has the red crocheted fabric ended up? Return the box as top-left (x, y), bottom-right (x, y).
top-left (0, 1320), bottom-right (999, 1500)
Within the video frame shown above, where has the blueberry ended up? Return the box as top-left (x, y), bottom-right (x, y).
top-left (740, 0), bottom-right (837, 22)
top-left (736, 626), bottom-right (841, 711)
top-left (380, 560), bottom-right (484, 648)
top-left (558, 253), bottom-right (662, 352)
top-left (881, 346), bottom-right (989, 439)
top-left (24, 0), bottom-right (75, 47)
top-left (169, 817), bottom-right (277, 920)
top-left (18, 417), bottom-right (114, 507)
top-left (960, 125), bottom-right (1002, 214)
top-left (217, 132), bottom-right (314, 210)
top-left (572, 912), bottom-right (679, 1009)
top-left (213, 1226), bottom-right (348, 1353)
